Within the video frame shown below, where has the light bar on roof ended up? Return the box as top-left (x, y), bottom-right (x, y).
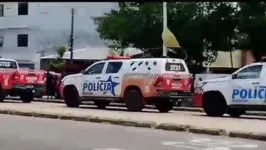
top-left (107, 55), bottom-right (130, 59)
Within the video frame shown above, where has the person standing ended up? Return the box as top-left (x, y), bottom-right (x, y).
top-left (46, 70), bottom-right (53, 99)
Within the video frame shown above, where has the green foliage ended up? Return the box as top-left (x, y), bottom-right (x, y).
top-left (93, 2), bottom-right (266, 72)
top-left (237, 2), bottom-right (266, 61)
top-left (49, 45), bottom-right (67, 72)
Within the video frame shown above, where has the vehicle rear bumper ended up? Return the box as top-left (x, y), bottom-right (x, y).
top-left (7, 84), bottom-right (44, 96)
top-left (155, 90), bottom-right (193, 99)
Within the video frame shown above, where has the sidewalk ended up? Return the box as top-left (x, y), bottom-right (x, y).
top-left (6, 97), bottom-right (266, 117)
top-left (1, 101), bottom-right (266, 141)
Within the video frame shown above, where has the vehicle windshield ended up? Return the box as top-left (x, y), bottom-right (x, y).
top-left (0, 60), bottom-right (17, 69)
top-left (18, 63), bottom-right (34, 69)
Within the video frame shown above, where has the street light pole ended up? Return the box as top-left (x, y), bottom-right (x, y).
top-left (162, 2), bottom-right (167, 57)
top-left (69, 8), bottom-right (74, 64)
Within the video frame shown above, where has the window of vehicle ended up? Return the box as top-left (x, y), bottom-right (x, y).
top-left (18, 3), bottom-right (28, 15)
top-left (84, 62), bottom-right (105, 75)
top-left (0, 4), bottom-right (4, 17)
top-left (235, 65), bottom-right (263, 79)
top-left (18, 63), bottom-right (34, 69)
top-left (165, 63), bottom-right (185, 72)
top-left (0, 60), bottom-right (17, 69)
top-left (17, 34), bottom-right (28, 47)
top-left (105, 62), bottom-right (123, 74)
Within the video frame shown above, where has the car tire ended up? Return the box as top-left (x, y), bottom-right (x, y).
top-left (0, 87), bottom-right (5, 102)
top-left (63, 86), bottom-right (80, 108)
top-left (124, 88), bottom-right (144, 112)
top-left (94, 101), bottom-right (110, 109)
top-left (154, 98), bottom-right (173, 113)
top-left (20, 91), bottom-right (33, 103)
top-left (227, 108), bottom-right (245, 118)
top-left (202, 92), bottom-right (226, 117)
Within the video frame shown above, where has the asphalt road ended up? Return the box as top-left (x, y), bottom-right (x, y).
top-left (0, 114), bottom-right (265, 150)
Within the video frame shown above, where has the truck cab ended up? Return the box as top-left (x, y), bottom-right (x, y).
top-left (200, 61), bottom-right (266, 117)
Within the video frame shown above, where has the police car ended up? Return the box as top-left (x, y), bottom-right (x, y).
top-left (200, 59), bottom-right (266, 117)
top-left (61, 55), bottom-right (192, 112)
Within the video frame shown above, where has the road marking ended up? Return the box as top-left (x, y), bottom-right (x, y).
top-left (161, 137), bottom-right (258, 149)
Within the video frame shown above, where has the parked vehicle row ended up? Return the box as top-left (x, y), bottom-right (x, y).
top-left (6, 55), bottom-right (266, 116)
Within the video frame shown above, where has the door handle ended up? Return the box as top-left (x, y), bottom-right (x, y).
top-left (96, 77), bottom-right (101, 79)
top-left (113, 76), bottom-right (119, 79)
top-left (252, 82), bottom-right (259, 84)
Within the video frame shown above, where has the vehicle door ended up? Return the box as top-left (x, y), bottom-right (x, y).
top-left (100, 61), bottom-right (123, 97)
top-left (82, 62), bottom-right (106, 97)
top-left (231, 64), bottom-right (263, 105)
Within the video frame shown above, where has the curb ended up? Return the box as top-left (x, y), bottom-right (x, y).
top-left (1, 109), bottom-right (266, 141)
top-left (155, 123), bottom-right (190, 131)
top-left (27, 98), bottom-right (266, 116)
top-left (188, 126), bottom-right (227, 136)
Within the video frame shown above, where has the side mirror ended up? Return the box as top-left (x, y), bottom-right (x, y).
top-left (232, 74), bottom-right (237, 79)
top-left (81, 70), bottom-right (85, 74)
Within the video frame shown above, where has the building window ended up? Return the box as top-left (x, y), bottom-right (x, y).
top-left (17, 34), bottom-right (28, 47)
top-left (0, 4), bottom-right (4, 17)
top-left (18, 3), bottom-right (28, 15)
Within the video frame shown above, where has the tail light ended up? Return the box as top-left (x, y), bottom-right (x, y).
top-left (154, 76), bottom-right (170, 88)
top-left (12, 71), bottom-right (20, 80)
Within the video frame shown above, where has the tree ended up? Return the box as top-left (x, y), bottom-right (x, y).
top-left (93, 2), bottom-right (238, 73)
top-left (237, 2), bottom-right (266, 61)
top-left (49, 45), bottom-right (66, 72)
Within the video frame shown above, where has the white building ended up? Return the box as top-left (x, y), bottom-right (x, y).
top-left (0, 2), bottom-right (116, 69)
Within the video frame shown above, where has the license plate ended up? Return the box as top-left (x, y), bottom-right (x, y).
top-left (172, 83), bottom-right (181, 88)
top-left (25, 85), bottom-right (34, 88)
top-left (170, 92), bottom-right (178, 96)
top-left (26, 77), bottom-right (37, 80)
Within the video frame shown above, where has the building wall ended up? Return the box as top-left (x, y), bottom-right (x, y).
top-left (0, 2), bottom-right (116, 69)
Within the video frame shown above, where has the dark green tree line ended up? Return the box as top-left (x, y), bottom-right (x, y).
top-left (93, 2), bottom-right (266, 72)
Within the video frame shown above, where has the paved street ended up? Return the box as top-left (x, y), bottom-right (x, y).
top-left (1, 101), bottom-right (266, 134)
top-left (0, 114), bottom-right (265, 150)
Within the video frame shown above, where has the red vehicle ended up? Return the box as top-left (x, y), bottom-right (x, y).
top-left (0, 58), bottom-right (45, 102)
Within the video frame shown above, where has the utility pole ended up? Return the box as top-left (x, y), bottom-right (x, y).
top-left (69, 8), bottom-right (74, 64)
top-left (162, 2), bottom-right (167, 57)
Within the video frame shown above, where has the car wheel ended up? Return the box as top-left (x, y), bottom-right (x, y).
top-left (20, 91), bottom-right (33, 103)
top-left (124, 88), bottom-right (144, 112)
top-left (202, 91), bottom-right (226, 117)
top-left (63, 86), bottom-right (80, 108)
top-left (94, 101), bottom-right (110, 109)
top-left (154, 98), bottom-right (173, 113)
top-left (0, 87), bottom-right (5, 102)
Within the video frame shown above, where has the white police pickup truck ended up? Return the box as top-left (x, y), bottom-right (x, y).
top-left (199, 61), bottom-right (266, 117)
top-left (61, 55), bottom-right (192, 112)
